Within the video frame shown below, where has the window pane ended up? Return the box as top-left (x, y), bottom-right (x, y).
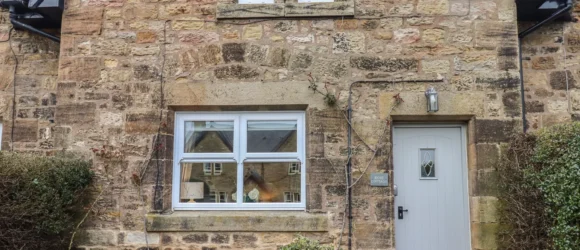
top-left (184, 121), bottom-right (234, 153)
top-left (180, 162), bottom-right (236, 203)
top-left (420, 149), bottom-right (436, 178)
top-left (247, 121), bottom-right (297, 152)
top-left (243, 162), bottom-right (301, 203)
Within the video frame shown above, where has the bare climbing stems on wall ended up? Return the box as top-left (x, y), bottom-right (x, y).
top-left (307, 73), bottom-right (339, 106)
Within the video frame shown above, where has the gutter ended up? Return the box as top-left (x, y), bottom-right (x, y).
top-left (517, 2), bottom-right (572, 133)
top-left (346, 78), bottom-right (444, 250)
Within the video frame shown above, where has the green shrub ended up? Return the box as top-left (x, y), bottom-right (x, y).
top-left (279, 235), bottom-right (334, 250)
top-left (527, 123), bottom-right (580, 250)
top-left (0, 152), bottom-right (93, 249)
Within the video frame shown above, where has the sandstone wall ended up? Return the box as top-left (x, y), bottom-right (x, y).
top-left (0, 10), bottom-right (60, 151)
top-left (0, 0), bottom-right (524, 249)
top-left (520, 6), bottom-right (580, 130)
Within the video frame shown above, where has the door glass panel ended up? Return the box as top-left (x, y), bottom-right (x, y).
top-left (184, 121), bottom-right (234, 153)
top-left (180, 162), bottom-right (236, 203)
top-left (242, 162), bottom-right (301, 203)
top-left (420, 149), bottom-right (436, 178)
top-left (247, 120), bottom-right (297, 152)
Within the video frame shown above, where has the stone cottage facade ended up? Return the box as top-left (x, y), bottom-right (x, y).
top-left (1, 0), bottom-right (580, 249)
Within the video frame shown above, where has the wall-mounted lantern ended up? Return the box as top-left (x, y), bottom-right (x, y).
top-left (425, 87), bottom-right (438, 113)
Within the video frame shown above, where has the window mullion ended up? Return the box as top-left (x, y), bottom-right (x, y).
top-left (236, 115), bottom-right (244, 206)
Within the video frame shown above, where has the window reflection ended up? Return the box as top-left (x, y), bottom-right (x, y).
top-left (243, 162), bottom-right (301, 203)
top-left (247, 121), bottom-right (297, 153)
top-left (180, 162), bottom-right (236, 203)
top-left (184, 121), bottom-right (234, 153)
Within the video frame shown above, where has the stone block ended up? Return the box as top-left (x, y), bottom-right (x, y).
top-left (242, 25), bottom-right (263, 40)
top-left (421, 59), bottom-right (450, 74)
top-left (122, 232), bottom-right (160, 245)
top-left (172, 20), bottom-right (204, 30)
top-left (531, 56), bottom-right (556, 70)
top-left (476, 119), bottom-right (519, 143)
top-left (502, 91), bottom-right (521, 117)
top-left (222, 43), bottom-right (246, 63)
top-left (417, 0), bottom-right (449, 14)
top-left (216, 3), bottom-right (285, 19)
top-left (285, 1), bottom-right (355, 17)
top-left (475, 21), bottom-right (517, 48)
top-left (53, 126), bottom-right (72, 148)
top-left (290, 51), bottom-right (313, 69)
top-left (474, 71), bottom-right (520, 89)
top-left (269, 47), bottom-right (290, 67)
top-left (332, 32), bottom-right (365, 53)
top-left (526, 100), bottom-right (545, 113)
top-left (471, 196), bottom-right (498, 223)
top-left (76, 230), bottom-right (116, 246)
top-left (61, 8), bottom-right (104, 35)
top-left (178, 31), bottom-right (219, 45)
top-left (13, 120), bottom-right (37, 142)
top-left (471, 223), bottom-right (499, 249)
top-left (233, 234), bottom-right (257, 248)
top-left (374, 198), bottom-right (392, 222)
top-left (473, 170), bottom-right (500, 196)
top-left (245, 44), bottom-right (269, 65)
top-left (125, 111), bottom-right (158, 134)
top-left (136, 31), bottom-right (157, 44)
top-left (182, 233), bottom-right (209, 243)
top-left (210, 233), bottom-right (230, 244)
top-left (59, 57), bottom-right (101, 82)
top-left (56, 103), bottom-right (96, 125)
top-left (354, 223), bottom-right (392, 248)
top-left (350, 56), bottom-right (418, 72)
top-left (214, 65), bottom-right (259, 80)
top-left (476, 144), bottom-right (499, 170)
top-left (307, 184), bottom-right (323, 210)
top-left (393, 28), bottom-right (420, 44)
top-left (549, 70), bottom-right (576, 90)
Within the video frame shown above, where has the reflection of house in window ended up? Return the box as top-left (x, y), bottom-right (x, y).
top-left (214, 163), bottom-right (222, 175)
top-left (283, 192), bottom-right (301, 203)
top-left (288, 162), bottom-right (300, 175)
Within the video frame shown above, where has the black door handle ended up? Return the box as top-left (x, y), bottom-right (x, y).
top-left (398, 206), bottom-right (408, 219)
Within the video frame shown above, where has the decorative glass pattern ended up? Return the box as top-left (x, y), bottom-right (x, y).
top-left (420, 149), bottom-right (436, 178)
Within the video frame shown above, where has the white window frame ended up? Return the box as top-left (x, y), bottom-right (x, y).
top-left (0, 122), bottom-right (2, 150)
top-left (173, 111), bottom-right (306, 210)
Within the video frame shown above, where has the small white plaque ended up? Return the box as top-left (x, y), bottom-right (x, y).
top-left (180, 182), bottom-right (204, 199)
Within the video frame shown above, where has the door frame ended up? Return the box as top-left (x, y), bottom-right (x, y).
top-left (392, 123), bottom-right (472, 250)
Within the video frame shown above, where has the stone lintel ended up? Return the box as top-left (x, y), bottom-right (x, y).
top-left (216, 1), bottom-right (354, 19)
top-left (147, 211), bottom-right (328, 232)
top-left (285, 1), bottom-right (354, 17)
top-left (216, 3), bottom-right (285, 19)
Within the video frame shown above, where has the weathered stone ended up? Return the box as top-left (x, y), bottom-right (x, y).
top-left (13, 120), bottom-right (37, 142)
top-left (335, 19), bottom-right (358, 30)
top-left (307, 185), bottom-right (323, 210)
top-left (471, 197), bottom-right (498, 223)
top-left (502, 92), bottom-right (520, 117)
top-left (147, 212), bottom-right (328, 232)
top-left (476, 144), bottom-right (499, 170)
top-left (41, 93), bottom-right (57, 106)
top-left (417, 0), bottom-right (449, 14)
top-left (125, 111), bottom-right (158, 134)
top-left (216, 3), bottom-right (284, 19)
top-left (178, 31), bottom-right (219, 45)
top-left (474, 72), bottom-right (520, 89)
top-left (112, 93), bottom-right (133, 110)
top-left (422, 28), bottom-right (445, 43)
top-left (325, 185), bottom-right (346, 196)
top-left (75, 230), bottom-right (116, 246)
top-left (61, 8), bottom-right (104, 35)
top-left (136, 31), bottom-right (157, 44)
top-left (33, 107), bottom-right (55, 120)
top-left (290, 52), bottom-right (313, 70)
top-left (287, 34), bottom-right (314, 43)
top-left (422, 60), bottom-right (450, 74)
top-left (200, 44), bottom-right (223, 65)
top-left (476, 119), bottom-right (519, 143)
top-left (242, 25), bottom-right (263, 40)
top-left (273, 21), bottom-right (298, 33)
top-left (475, 21), bottom-right (517, 48)
top-left (233, 234), bottom-right (257, 248)
top-left (59, 57), bottom-right (101, 82)
top-left (85, 92), bottom-right (110, 100)
top-left (123, 232), bottom-right (160, 245)
top-left (549, 70), bottom-right (576, 90)
top-left (133, 65), bottom-right (159, 81)
top-left (531, 56), bottom-right (556, 70)
top-left (19, 96), bottom-right (39, 107)
top-left (245, 44), bottom-right (269, 65)
top-left (269, 47), bottom-right (290, 67)
top-left (354, 224), bottom-right (391, 248)
top-left (332, 32), bottom-right (365, 53)
top-left (285, 1), bottom-right (355, 17)
top-left (210, 233), bottom-right (230, 244)
top-left (214, 65), bottom-right (259, 80)
top-left (172, 20), bottom-right (204, 30)
top-left (526, 100), bottom-right (545, 113)
top-left (56, 103), bottom-right (96, 125)
top-left (566, 33), bottom-right (580, 53)
top-left (222, 43), bottom-right (246, 63)
top-left (182, 233), bottom-right (209, 243)
top-left (350, 56), bottom-right (418, 72)
top-left (393, 28), bottom-right (420, 44)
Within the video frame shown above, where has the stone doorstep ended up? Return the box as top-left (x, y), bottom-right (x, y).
top-left (147, 211), bottom-right (329, 232)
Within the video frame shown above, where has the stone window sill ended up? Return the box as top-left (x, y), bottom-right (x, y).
top-left (146, 211), bottom-right (329, 232)
top-left (216, 1), bottom-right (354, 19)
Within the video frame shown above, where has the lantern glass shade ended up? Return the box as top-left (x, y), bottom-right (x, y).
top-left (425, 87), bottom-right (438, 112)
